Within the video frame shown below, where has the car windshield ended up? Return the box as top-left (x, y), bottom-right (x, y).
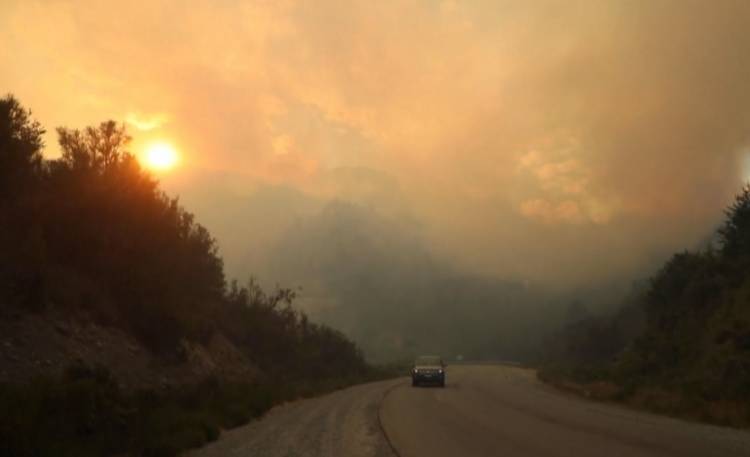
top-left (415, 356), bottom-right (442, 366)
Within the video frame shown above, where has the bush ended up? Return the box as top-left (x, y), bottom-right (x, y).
top-left (0, 364), bottom-right (299, 457)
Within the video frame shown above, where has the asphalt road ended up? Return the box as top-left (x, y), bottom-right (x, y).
top-left (381, 365), bottom-right (750, 457)
top-left (187, 365), bottom-right (750, 457)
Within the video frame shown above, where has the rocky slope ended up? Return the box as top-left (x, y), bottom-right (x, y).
top-left (0, 304), bottom-right (259, 391)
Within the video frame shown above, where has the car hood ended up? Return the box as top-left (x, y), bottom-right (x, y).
top-left (414, 365), bottom-right (443, 370)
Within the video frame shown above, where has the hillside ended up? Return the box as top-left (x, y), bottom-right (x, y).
top-left (0, 95), bottom-right (380, 457)
top-left (0, 305), bottom-right (258, 391)
top-left (541, 186), bottom-right (750, 427)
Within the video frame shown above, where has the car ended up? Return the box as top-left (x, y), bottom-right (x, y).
top-left (411, 355), bottom-right (446, 387)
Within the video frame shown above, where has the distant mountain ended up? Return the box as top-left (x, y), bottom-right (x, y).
top-left (247, 199), bottom-right (561, 362)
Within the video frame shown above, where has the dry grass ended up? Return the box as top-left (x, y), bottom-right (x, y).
top-left (541, 373), bottom-right (750, 429)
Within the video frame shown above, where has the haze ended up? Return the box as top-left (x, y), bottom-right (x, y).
top-left (3, 0), bottom-right (750, 358)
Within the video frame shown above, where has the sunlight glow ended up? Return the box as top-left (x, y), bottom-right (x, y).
top-left (144, 141), bottom-right (179, 171)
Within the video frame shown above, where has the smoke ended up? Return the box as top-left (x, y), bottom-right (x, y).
top-left (2, 1), bottom-right (750, 357)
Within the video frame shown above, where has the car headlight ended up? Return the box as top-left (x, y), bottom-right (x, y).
top-left (438, 369), bottom-right (443, 374)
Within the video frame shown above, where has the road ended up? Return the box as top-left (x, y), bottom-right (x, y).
top-left (187, 365), bottom-right (750, 457)
top-left (184, 378), bottom-right (400, 457)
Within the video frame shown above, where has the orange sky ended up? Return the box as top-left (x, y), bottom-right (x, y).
top-left (3, 0), bottom-right (750, 286)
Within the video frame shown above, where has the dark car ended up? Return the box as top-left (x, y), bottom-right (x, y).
top-left (412, 355), bottom-right (446, 387)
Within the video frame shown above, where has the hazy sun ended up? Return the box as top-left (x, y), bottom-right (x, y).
top-left (144, 141), bottom-right (179, 171)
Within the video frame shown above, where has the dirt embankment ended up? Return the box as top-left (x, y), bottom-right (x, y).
top-left (0, 305), bottom-right (258, 391)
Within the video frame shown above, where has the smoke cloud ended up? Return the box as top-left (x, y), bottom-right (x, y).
top-left (3, 1), bottom-right (750, 356)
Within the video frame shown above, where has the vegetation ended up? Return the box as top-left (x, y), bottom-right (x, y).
top-left (0, 364), bottom-right (268, 457)
top-left (541, 186), bottom-right (750, 427)
top-left (0, 94), bottom-right (384, 456)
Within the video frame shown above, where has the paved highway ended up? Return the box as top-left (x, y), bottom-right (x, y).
top-left (188, 365), bottom-right (750, 457)
top-left (381, 365), bottom-right (750, 457)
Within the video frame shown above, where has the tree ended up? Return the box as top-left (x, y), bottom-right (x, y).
top-left (718, 184), bottom-right (750, 260)
top-left (0, 95), bottom-right (47, 308)
top-left (0, 94), bottom-right (45, 199)
top-left (56, 120), bottom-right (130, 173)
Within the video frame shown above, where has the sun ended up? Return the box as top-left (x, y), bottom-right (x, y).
top-left (143, 141), bottom-right (179, 171)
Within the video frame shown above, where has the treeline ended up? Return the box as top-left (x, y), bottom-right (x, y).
top-left (0, 95), bottom-right (374, 456)
top-left (542, 186), bottom-right (750, 427)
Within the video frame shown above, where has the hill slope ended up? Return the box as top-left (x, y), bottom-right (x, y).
top-left (0, 95), bottom-right (380, 456)
top-left (542, 186), bottom-right (750, 427)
